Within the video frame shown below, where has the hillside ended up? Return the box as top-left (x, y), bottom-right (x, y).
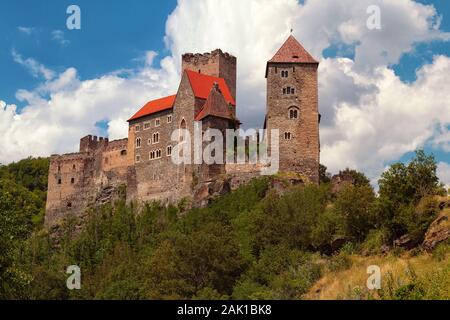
top-left (0, 151), bottom-right (449, 300)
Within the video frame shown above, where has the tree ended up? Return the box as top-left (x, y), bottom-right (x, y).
top-left (319, 164), bottom-right (331, 184)
top-left (334, 184), bottom-right (376, 241)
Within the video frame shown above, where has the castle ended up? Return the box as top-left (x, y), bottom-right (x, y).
top-left (45, 35), bottom-right (320, 226)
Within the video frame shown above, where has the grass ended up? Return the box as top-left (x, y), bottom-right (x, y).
top-left (305, 245), bottom-right (450, 300)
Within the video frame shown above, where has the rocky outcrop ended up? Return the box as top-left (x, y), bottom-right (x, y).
top-left (423, 207), bottom-right (450, 251)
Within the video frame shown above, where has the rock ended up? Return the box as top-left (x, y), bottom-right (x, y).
top-left (394, 234), bottom-right (415, 250)
top-left (330, 173), bottom-right (355, 194)
top-left (423, 208), bottom-right (450, 251)
top-left (331, 236), bottom-right (349, 252)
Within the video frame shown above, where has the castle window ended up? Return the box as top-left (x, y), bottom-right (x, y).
top-left (284, 132), bottom-right (292, 140)
top-left (167, 115), bottom-right (172, 123)
top-left (136, 138), bottom-right (141, 148)
top-left (281, 70), bottom-right (289, 78)
top-left (156, 149), bottom-right (162, 159)
top-left (136, 154), bottom-right (141, 163)
top-left (58, 165), bottom-right (61, 172)
top-left (155, 118), bottom-right (160, 127)
top-left (144, 122), bottom-right (151, 130)
top-left (179, 119), bottom-right (187, 142)
top-left (71, 178), bottom-right (75, 184)
top-left (57, 178), bottom-right (61, 185)
top-left (283, 87), bottom-right (295, 95)
top-left (72, 164), bottom-right (76, 170)
top-left (167, 145), bottom-right (172, 156)
top-left (289, 107), bottom-right (299, 119)
top-left (67, 202), bottom-right (72, 208)
top-left (153, 132), bottom-right (160, 144)
top-left (150, 151), bottom-right (155, 160)
top-left (120, 150), bottom-right (127, 156)
top-left (135, 125), bottom-right (141, 132)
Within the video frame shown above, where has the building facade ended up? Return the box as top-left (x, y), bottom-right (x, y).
top-left (45, 36), bottom-right (320, 226)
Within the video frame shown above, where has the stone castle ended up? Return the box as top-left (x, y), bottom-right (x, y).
top-left (45, 35), bottom-right (320, 226)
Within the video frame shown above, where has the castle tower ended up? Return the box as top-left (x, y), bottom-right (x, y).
top-left (265, 35), bottom-right (320, 183)
top-left (182, 49), bottom-right (237, 102)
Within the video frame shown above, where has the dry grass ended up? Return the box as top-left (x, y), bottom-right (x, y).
top-left (305, 248), bottom-right (450, 300)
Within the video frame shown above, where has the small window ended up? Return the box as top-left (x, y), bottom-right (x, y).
top-left (155, 118), bottom-right (160, 127)
top-left (71, 178), bottom-right (75, 184)
top-left (57, 178), bottom-right (61, 185)
top-left (167, 115), bottom-right (172, 123)
top-left (289, 108), bottom-right (299, 119)
top-left (135, 125), bottom-right (141, 132)
top-left (281, 70), bottom-right (289, 78)
top-left (167, 145), bottom-right (172, 156)
top-left (153, 132), bottom-right (159, 144)
top-left (144, 122), bottom-right (151, 130)
top-left (67, 202), bottom-right (72, 208)
top-left (72, 164), bottom-right (76, 170)
top-left (283, 88), bottom-right (286, 95)
top-left (150, 151), bottom-right (155, 160)
top-left (136, 154), bottom-right (141, 163)
top-left (284, 132), bottom-right (292, 140)
top-left (156, 149), bottom-right (162, 158)
top-left (136, 138), bottom-right (141, 148)
top-left (57, 165), bottom-right (61, 172)
top-left (148, 138), bottom-right (152, 145)
top-left (120, 150), bottom-right (127, 156)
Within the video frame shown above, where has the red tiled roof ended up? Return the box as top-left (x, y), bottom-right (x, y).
top-left (269, 35), bottom-right (318, 64)
top-left (185, 69), bottom-right (236, 106)
top-left (195, 84), bottom-right (234, 121)
top-left (128, 95), bottom-right (176, 122)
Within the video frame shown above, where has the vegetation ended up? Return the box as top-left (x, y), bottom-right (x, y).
top-left (0, 151), bottom-right (449, 300)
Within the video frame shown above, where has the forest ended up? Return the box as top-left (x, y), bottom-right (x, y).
top-left (0, 151), bottom-right (449, 299)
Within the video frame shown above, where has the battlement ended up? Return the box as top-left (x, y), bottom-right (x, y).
top-left (79, 135), bottom-right (109, 153)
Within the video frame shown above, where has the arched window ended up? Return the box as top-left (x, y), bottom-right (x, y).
top-left (153, 132), bottom-right (160, 144)
top-left (179, 119), bottom-right (187, 142)
top-left (289, 107), bottom-right (299, 119)
top-left (167, 145), bottom-right (172, 156)
top-left (136, 137), bottom-right (141, 148)
top-left (71, 177), bottom-right (75, 184)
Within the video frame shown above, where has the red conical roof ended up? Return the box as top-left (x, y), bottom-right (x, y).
top-left (269, 35), bottom-right (318, 64)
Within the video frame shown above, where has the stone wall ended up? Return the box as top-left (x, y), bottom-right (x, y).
top-left (265, 62), bottom-right (320, 183)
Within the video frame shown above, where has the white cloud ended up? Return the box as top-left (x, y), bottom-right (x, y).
top-left (18, 26), bottom-right (35, 35)
top-left (52, 30), bottom-right (70, 46)
top-left (12, 49), bottom-right (55, 80)
top-left (320, 55), bottom-right (450, 180)
top-left (1, 0), bottom-right (450, 187)
top-left (437, 162), bottom-right (450, 189)
top-left (0, 55), bottom-right (178, 163)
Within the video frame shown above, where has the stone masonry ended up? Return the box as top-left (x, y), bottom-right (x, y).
top-left (45, 35), bottom-right (320, 227)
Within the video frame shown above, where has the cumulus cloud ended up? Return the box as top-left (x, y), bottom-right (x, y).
top-left (437, 162), bottom-right (450, 189)
top-left (1, 0), bottom-right (450, 187)
top-left (0, 54), bottom-right (178, 163)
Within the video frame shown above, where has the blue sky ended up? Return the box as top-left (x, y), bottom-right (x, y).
top-left (0, 0), bottom-right (449, 184)
top-left (0, 0), bottom-right (177, 107)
